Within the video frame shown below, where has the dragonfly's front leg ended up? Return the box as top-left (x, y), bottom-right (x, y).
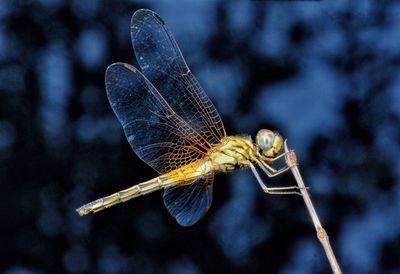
top-left (259, 150), bottom-right (297, 175)
top-left (257, 158), bottom-right (290, 178)
top-left (266, 151), bottom-right (288, 162)
top-left (249, 164), bottom-right (303, 195)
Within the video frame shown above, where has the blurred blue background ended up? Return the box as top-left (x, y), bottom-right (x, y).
top-left (1, 0), bottom-right (399, 273)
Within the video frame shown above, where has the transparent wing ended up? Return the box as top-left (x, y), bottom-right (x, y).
top-left (163, 174), bottom-right (214, 226)
top-left (105, 63), bottom-right (213, 174)
top-left (130, 9), bottom-right (226, 147)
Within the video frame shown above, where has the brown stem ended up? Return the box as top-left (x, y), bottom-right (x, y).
top-left (284, 140), bottom-right (342, 274)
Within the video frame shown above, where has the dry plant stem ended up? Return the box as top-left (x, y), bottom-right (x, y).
top-left (284, 140), bottom-right (342, 274)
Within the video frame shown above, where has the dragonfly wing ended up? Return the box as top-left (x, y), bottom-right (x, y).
top-left (131, 9), bottom-right (226, 147)
top-left (163, 174), bottom-right (214, 226)
top-left (106, 63), bottom-right (210, 174)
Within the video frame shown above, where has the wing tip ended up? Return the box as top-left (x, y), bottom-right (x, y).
top-left (176, 218), bottom-right (196, 227)
top-left (106, 62), bottom-right (138, 75)
top-left (122, 63), bottom-right (138, 73)
top-left (152, 12), bottom-right (165, 25)
top-left (104, 63), bottom-right (140, 94)
top-left (175, 210), bottom-right (208, 227)
top-left (132, 9), bottom-right (165, 26)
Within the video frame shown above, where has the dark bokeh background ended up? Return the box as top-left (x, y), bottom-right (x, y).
top-left (1, 1), bottom-right (399, 273)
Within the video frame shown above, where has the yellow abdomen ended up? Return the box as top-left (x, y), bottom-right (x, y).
top-left (76, 135), bottom-right (253, 216)
top-left (76, 159), bottom-right (212, 216)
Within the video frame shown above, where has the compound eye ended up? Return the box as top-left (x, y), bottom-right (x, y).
top-left (256, 129), bottom-right (275, 150)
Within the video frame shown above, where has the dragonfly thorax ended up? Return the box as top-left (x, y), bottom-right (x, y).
top-left (208, 136), bottom-right (254, 172)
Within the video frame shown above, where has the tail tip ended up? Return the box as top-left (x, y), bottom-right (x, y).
top-left (76, 206), bottom-right (88, 216)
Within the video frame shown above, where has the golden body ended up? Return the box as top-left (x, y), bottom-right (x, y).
top-left (77, 135), bottom-right (284, 216)
top-left (76, 10), bottom-right (298, 225)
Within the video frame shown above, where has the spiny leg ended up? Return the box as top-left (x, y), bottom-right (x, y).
top-left (256, 160), bottom-right (308, 192)
top-left (249, 164), bottom-right (303, 195)
top-left (257, 159), bottom-right (290, 177)
top-left (266, 151), bottom-right (288, 162)
top-left (259, 150), bottom-right (297, 174)
top-left (261, 150), bottom-right (296, 163)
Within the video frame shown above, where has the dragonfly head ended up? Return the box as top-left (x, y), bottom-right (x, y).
top-left (255, 129), bottom-right (283, 159)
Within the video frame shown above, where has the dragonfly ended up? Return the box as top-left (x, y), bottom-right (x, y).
top-left (76, 9), bottom-right (300, 226)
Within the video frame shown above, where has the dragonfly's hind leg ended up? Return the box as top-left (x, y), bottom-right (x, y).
top-left (249, 164), bottom-right (304, 196)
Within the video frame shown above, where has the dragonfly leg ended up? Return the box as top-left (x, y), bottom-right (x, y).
top-left (249, 164), bottom-right (304, 195)
top-left (268, 151), bottom-right (287, 162)
top-left (261, 150), bottom-right (295, 163)
top-left (257, 159), bottom-right (290, 178)
top-left (258, 150), bottom-right (297, 175)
